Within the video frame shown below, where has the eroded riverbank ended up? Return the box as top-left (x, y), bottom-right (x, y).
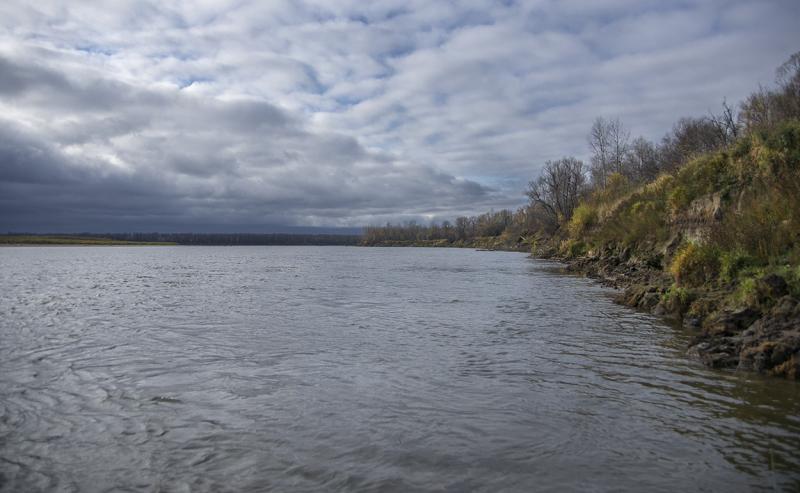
top-left (543, 246), bottom-right (800, 379)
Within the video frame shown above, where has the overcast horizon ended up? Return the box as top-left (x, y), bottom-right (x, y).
top-left (1, 1), bottom-right (799, 233)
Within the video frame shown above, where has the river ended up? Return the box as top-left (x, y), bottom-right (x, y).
top-left (0, 246), bottom-right (798, 491)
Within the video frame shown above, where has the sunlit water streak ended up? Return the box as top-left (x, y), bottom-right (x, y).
top-left (0, 246), bottom-right (798, 492)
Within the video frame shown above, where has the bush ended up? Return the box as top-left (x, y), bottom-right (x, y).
top-left (621, 199), bottom-right (668, 245)
top-left (588, 178), bottom-right (671, 248)
top-left (711, 188), bottom-right (796, 263)
top-left (667, 185), bottom-right (691, 212)
top-left (670, 242), bottom-right (721, 287)
top-left (661, 284), bottom-right (695, 314)
top-left (735, 277), bottom-right (759, 306)
top-left (561, 239), bottom-right (588, 258)
top-left (568, 204), bottom-right (597, 238)
top-left (751, 120), bottom-right (800, 178)
top-left (719, 249), bottom-right (755, 282)
top-left (668, 153), bottom-right (733, 212)
top-left (641, 174), bottom-right (675, 196)
top-left (594, 173), bottom-right (631, 203)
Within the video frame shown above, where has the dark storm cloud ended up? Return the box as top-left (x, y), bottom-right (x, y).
top-left (0, 0), bottom-right (798, 231)
top-left (0, 53), bottom-right (492, 231)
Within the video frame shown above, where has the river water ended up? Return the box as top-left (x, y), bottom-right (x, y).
top-left (0, 246), bottom-right (798, 492)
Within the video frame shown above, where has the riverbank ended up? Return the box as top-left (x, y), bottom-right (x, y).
top-left (361, 246), bottom-right (800, 381)
top-left (534, 244), bottom-right (800, 379)
top-left (363, 237), bottom-right (800, 379)
top-left (359, 57), bottom-right (800, 380)
top-left (363, 221), bottom-right (800, 381)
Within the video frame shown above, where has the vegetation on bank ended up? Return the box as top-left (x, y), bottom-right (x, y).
top-left (363, 51), bottom-right (800, 377)
top-left (362, 210), bottom-right (533, 251)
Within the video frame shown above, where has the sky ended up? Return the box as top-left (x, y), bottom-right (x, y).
top-left (1, 1), bottom-right (798, 233)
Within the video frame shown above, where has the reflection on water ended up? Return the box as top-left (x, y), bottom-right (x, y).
top-left (0, 246), bottom-right (798, 492)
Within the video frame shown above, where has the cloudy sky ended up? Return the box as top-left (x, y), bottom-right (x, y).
top-left (1, 0), bottom-right (798, 232)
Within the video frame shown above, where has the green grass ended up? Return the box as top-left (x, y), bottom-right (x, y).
top-left (670, 242), bottom-right (721, 288)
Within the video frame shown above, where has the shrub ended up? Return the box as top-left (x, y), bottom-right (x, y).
top-left (668, 153), bottom-right (733, 213)
top-left (641, 174), bottom-right (675, 197)
top-left (670, 242), bottom-right (721, 287)
top-left (561, 239), bottom-right (587, 258)
top-left (711, 188), bottom-right (795, 263)
top-left (735, 277), bottom-right (759, 306)
top-left (622, 200), bottom-right (668, 245)
top-left (568, 204), bottom-right (597, 238)
top-left (751, 120), bottom-right (800, 178)
top-left (667, 185), bottom-right (691, 212)
top-left (661, 284), bottom-right (695, 314)
top-left (719, 249), bottom-right (755, 282)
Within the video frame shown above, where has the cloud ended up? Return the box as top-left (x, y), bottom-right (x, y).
top-left (0, 0), bottom-right (798, 231)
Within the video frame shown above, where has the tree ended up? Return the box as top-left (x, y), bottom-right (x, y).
top-left (625, 136), bottom-right (660, 183)
top-left (708, 99), bottom-right (740, 145)
top-left (658, 117), bottom-right (727, 172)
top-left (526, 157), bottom-right (587, 226)
top-left (589, 117), bottom-right (630, 187)
top-left (739, 51), bottom-right (800, 132)
top-left (455, 216), bottom-right (469, 240)
top-left (775, 51), bottom-right (800, 122)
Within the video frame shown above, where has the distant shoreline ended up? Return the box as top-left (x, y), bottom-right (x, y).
top-left (0, 233), bottom-right (361, 247)
top-left (0, 236), bottom-right (177, 246)
top-left (0, 243), bottom-right (177, 247)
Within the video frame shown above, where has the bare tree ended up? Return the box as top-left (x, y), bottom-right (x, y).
top-left (588, 117), bottom-right (611, 186)
top-left (708, 99), bottom-right (739, 145)
top-left (740, 51), bottom-right (800, 132)
top-left (658, 117), bottom-right (726, 171)
top-left (455, 216), bottom-right (469, 240)
top-left (774, 50), bottom-right (800, 122)
top-left (739, 86), bottom-right (776, 132)
top-left (527, 157), bottom-right (587, 225)
top-left (588, 117), bottom-right (630, 187)
top-left (625, 136), bottom-right (660, 182)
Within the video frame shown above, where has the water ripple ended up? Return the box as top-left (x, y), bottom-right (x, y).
top-left (0, 246), bottom-right (798, 492)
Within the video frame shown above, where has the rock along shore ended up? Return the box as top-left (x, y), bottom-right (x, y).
top-left (540, 247), bottom-right (800, 379)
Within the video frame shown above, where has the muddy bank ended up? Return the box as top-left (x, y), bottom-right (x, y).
top-left (541, 246), bottom-right (800, 379)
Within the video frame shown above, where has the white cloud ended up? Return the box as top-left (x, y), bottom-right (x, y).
top-left (0, 0), bottom-right (798, 231)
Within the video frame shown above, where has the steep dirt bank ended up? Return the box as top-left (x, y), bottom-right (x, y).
top-left (539, 246), bottom-right (800, 379)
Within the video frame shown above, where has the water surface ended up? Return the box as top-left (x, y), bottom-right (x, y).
top-left (1, 246), bottom-right (798, 491)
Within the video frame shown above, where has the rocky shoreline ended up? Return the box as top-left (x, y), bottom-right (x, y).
top-left (541, 247), bottom-right (800, 379)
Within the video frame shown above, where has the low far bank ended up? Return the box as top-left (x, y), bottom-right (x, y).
top-left (0, 235), bottom-right (177, 246)
top-left (1, 233), bottom-right (361, 247)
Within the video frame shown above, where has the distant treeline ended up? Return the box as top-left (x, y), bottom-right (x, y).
top-left (100, 232), bottom-right (361, 245)
top-left (4, 232), bottom-right (361, 246)
top-left (363, 209), bottom-right (533, 246)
